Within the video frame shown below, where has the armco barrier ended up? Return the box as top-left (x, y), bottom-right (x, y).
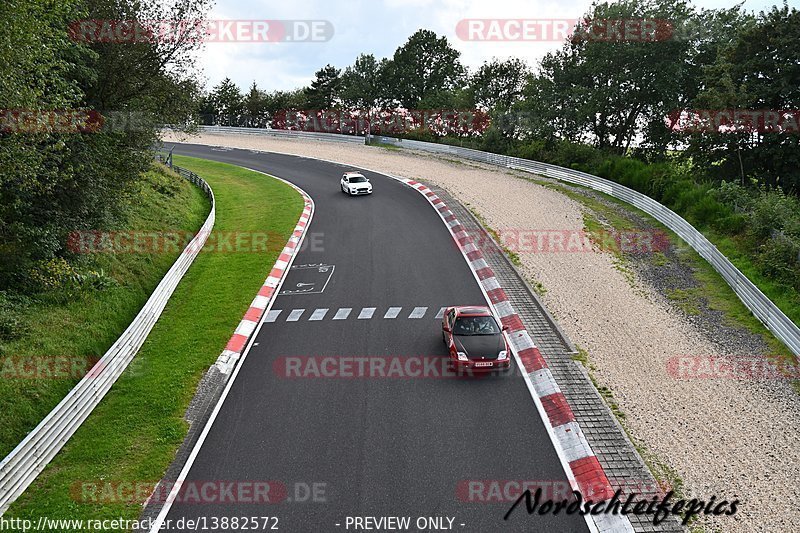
top-left (0, 157), bottom-right (215, 513)
top-left (374, 136), bottom-right (800, 358)
top-left (196, 124), bottom-right (365, 144)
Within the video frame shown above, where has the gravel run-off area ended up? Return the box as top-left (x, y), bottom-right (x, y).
top-left (162, 132), bottom-right (800, 532)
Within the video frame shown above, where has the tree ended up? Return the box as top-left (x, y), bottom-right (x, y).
top-left (340, 54), bottom-right (390, 109)
top-left (244, 81), bottom-right (268, 126)
top-left (386, 29), bottom-right (466, 109)
top-left (0, 0), bottom-right (210, 288)
top-left (470, 58), bottom-right (529, 111)
top-left (516, 0), bottom-right (694, 154)
top-left (209, 78), bottom-right (244, 124)
top-left (304, 64), bottom-right (342, 109)
top-left (684, 4), bottom-right (800, 191)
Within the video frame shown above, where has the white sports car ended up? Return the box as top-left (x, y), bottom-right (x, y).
top-left (340, 172), bottom-right (372, 195)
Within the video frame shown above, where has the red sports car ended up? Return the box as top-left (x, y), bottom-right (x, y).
top-left (441, 306), bottom-right (511, 372)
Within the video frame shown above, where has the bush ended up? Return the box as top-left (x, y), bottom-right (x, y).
top-left (758, 236), bottom-right (800, 287)
top-left (748, 189), bottom-right (800, 241)
top-left (0, 292), bottom-right (29, 342)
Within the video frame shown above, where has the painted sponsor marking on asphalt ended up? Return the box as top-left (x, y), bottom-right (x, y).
top-left (333, 308), bottom-right (352, 320)
top-left (383, 307), bottom-right (402, 319)
top-left (286, 309), bottom-right (305, 322)
top-left (279, 263), bottom-right (335, 295)
top-left (309, 308), bottom-right (329, 321)
top-left (408, 306), bottom-right (428, 319)
top-left (358, 307), bottom-right (376, 319)
top-left (435, 307), bottom-right (447, 319)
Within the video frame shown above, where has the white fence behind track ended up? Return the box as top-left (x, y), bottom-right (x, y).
top-left (195, 125), bottom-right (365, 144)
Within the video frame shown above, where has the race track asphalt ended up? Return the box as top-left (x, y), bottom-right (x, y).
top-left (159, 143), bottom-right (589, 532)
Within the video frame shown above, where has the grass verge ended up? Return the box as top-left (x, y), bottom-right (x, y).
top-left (0, 164), bottom-right (209, 459)
top-left (4, 156), bottom-right (303, 528)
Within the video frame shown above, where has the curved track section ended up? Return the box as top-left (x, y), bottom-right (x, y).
top-left (158, 143), bottom-right (590, 532)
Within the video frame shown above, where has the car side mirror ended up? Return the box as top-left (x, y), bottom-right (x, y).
top-left (502, 325), bottom-right (508, 331)
top-left (443, 326), bottom-right (451, 333)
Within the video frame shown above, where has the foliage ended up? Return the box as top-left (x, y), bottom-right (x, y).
top-left (304, 64), bottom-right (342, 109)
top-left (384, 29), bottom-right (467, 109)
top-left (1, 0), bottom-right (209, 291)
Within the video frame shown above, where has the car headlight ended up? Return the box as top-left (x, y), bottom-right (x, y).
top-left (457, 352), bottom-right (469, 361)
top-left (497, 350), bottom-right (508, 360)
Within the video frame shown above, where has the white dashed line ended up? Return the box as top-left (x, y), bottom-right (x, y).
top-left (358, 307), bottom-right (376, 319)
top-left (309, 308), bottom-right (329, 321)
top-left (383, 307), bottom-right (402, 319)
top-left (264, 310), bottom-right (282, 323)
top-left (286, 309), bottom-right (305, 322)
top-left (266, 306), bottom-right (449, 322)
top-left (333, 308), bottom-right (352, 320)
top-left (408, 307), bottom-right (428, 319)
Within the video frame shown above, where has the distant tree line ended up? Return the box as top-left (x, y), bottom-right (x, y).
top-left (198, 0), bottom-right (800, 295)
top-left (201, 2), bottom-right (799, 194)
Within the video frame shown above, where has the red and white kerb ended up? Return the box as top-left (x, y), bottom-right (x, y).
top-left (215, 194), bottom-right (313, 374)
top-left (402, 178), bottom-right (631, 533)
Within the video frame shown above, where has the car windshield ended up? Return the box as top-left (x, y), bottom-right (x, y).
top-left (348, 176), bottom-right (367, 183)
top-left (453, 316), bottom-right (500, 336)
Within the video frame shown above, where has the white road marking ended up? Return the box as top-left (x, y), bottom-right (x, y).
top-left (264, 306), bottom-right (447, 322)
top-left (408, 306), bottom-right (428, 319)
top-left (309, 308), bottom-right (329, 321)
top-left (333, 308), bottom-right (352, 320)
top-left (384, 307), bottom-right (402, 319)
top-left (264, 310), bottom-right (282, 323)
top-left (286, 309), bottom-right (305, 322)
top-left (358, 307), bottom-right (376, 319)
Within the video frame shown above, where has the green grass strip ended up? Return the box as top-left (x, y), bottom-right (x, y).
top-left (0, 164), bottom-right (210, 459)
top-left (5, 156), bottom-right (303, 528)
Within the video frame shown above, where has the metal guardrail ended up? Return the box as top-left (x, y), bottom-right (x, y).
top-left (0, 156), bottom-right (215, 513)
top-left (195, 124), bottom-right (365, 144)
top-left (373, 136), bottom-right (800, 357)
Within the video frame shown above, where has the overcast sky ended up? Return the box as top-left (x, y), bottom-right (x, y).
top-left (195, 0), bottom-right (790, 92)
